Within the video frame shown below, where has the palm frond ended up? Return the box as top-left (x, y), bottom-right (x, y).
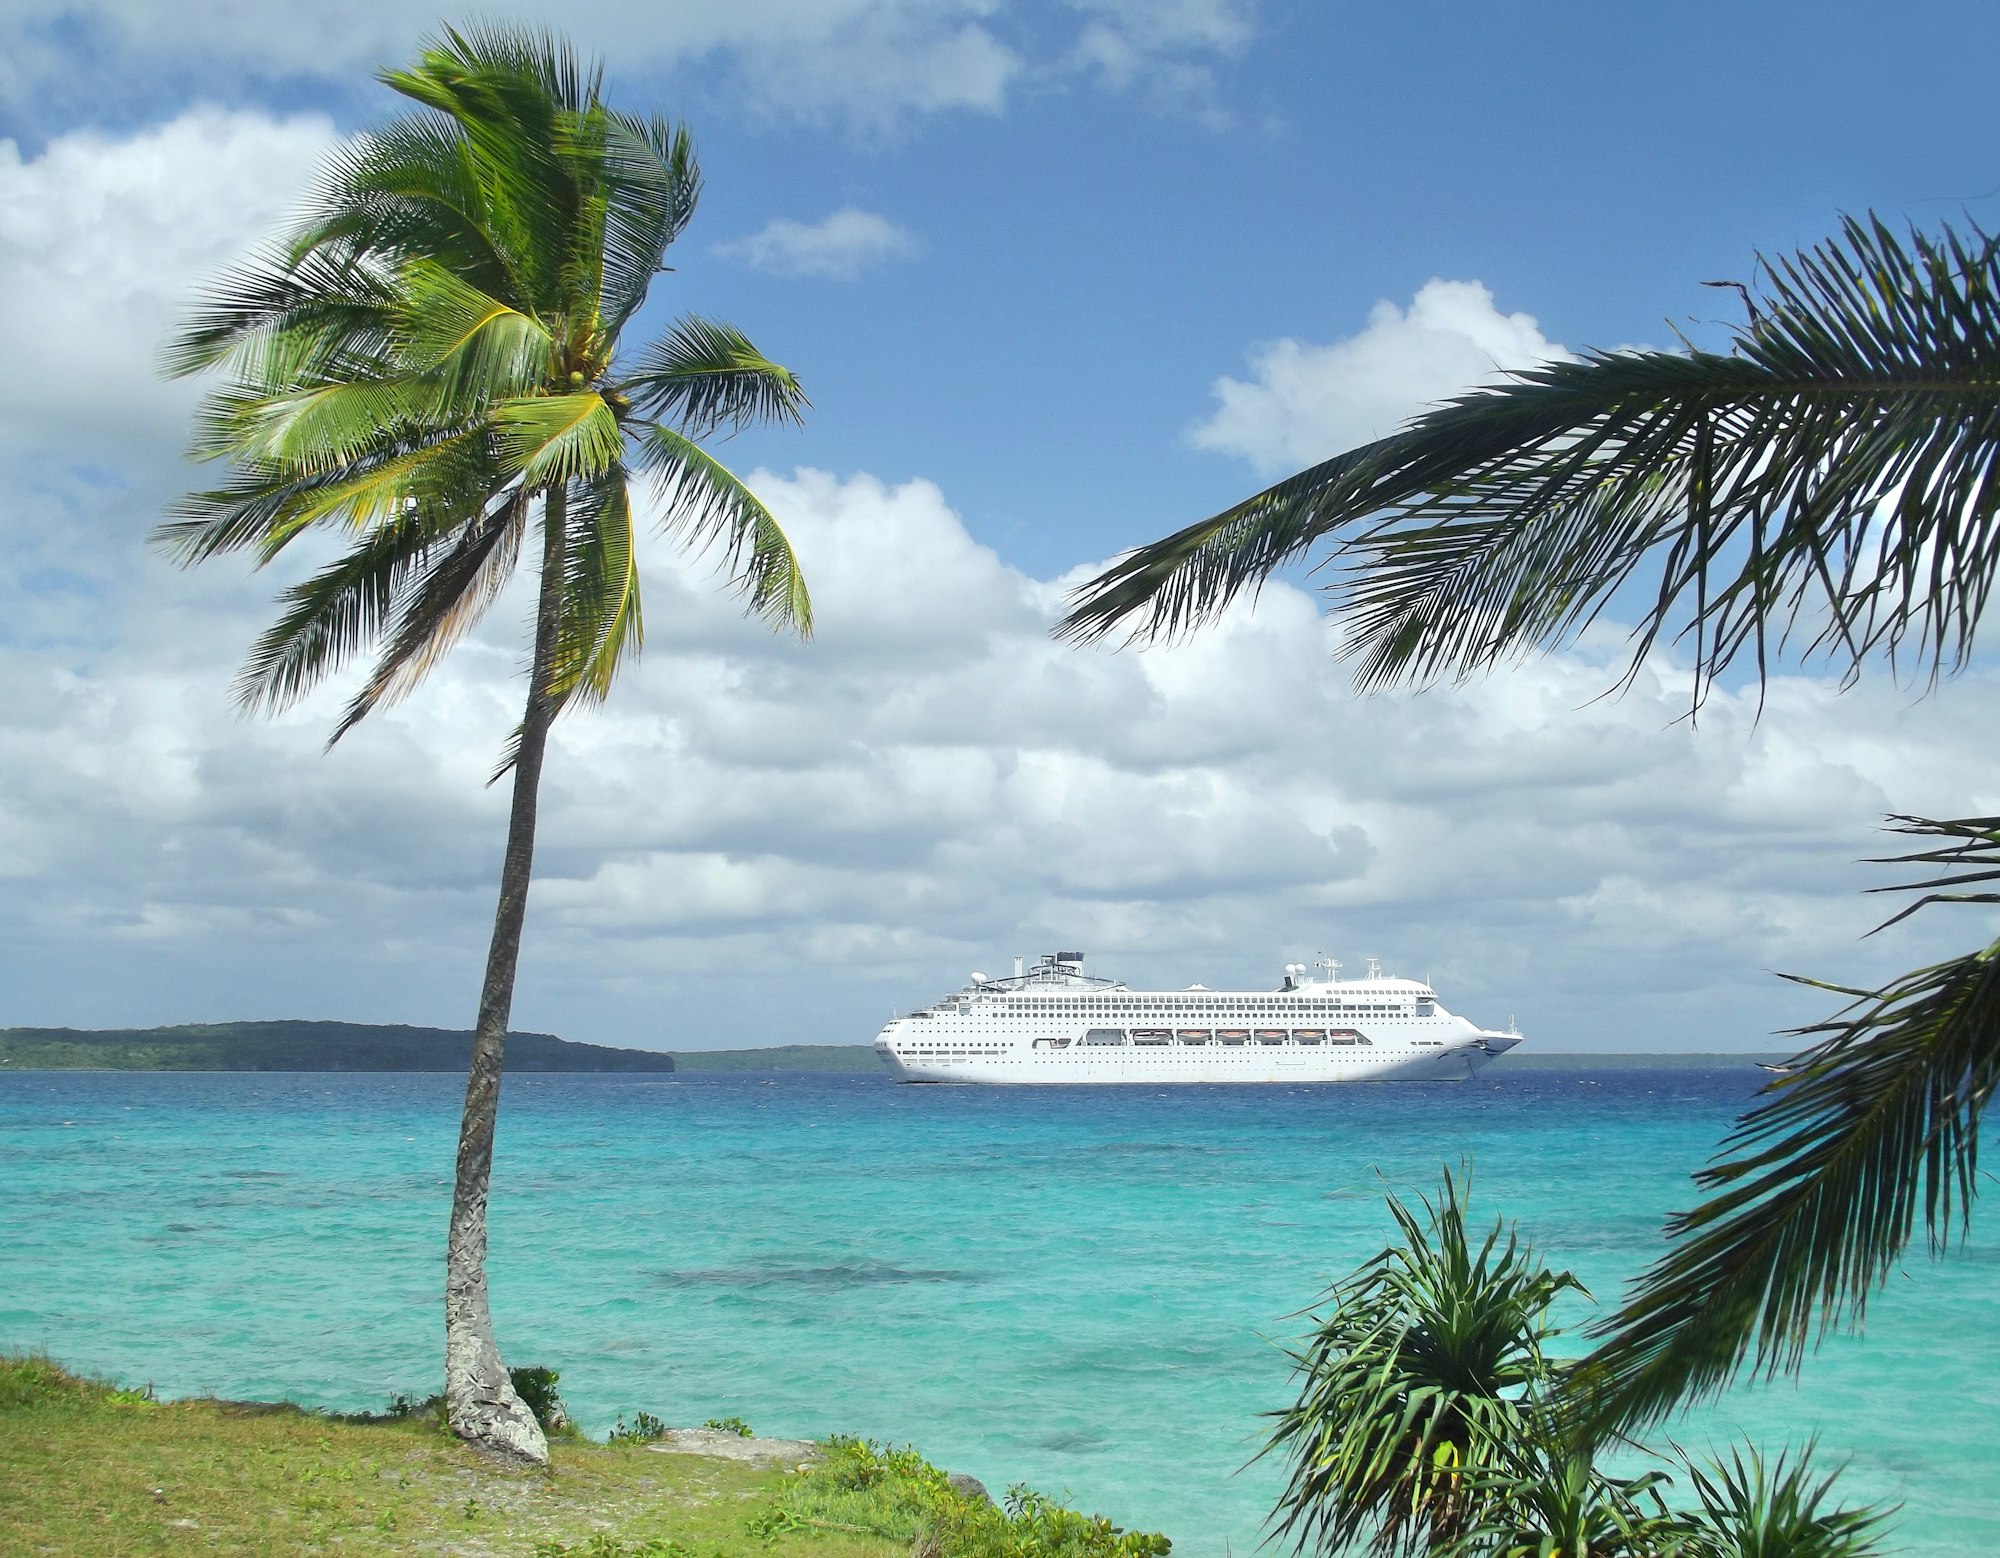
top-left (545, 469), bottom-right (642, 709)
top-left (636, 423), bottom-right (812, 636)
top-left (197, 379), bottom-right (423, 473)
top-left (163, 246), bottom-right (394, 380)
top-left (495, 392), bottom-right (623, 489)
top-left (230, 506), bottom-right (459, 715)
top-left (157, 422), bottom-right (491, 565)
top-left (595, 112), bottom-right (699, 333)
top-left (618, 316), bottom-right (807, 435)
top-left (1571, 815), bottom-right (2000, 1433)
top-left (379, 26), bottom-right (593, 312)
top-left (328, 490), bottom-right (529, 741)
top-left (1060, 218), bottom-right (2000, 707)
top-left (390, 259), bottom-right (552, 404)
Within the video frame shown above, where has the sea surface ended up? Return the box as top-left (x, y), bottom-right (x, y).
top-left (2, 1066), bottom-right (1994, 1554)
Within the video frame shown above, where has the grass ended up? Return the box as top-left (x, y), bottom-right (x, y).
top-left (0, 1355), bottom-right (1170, 1558)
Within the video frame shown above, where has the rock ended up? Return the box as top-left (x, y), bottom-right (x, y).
top-left (948, 1472), bottom-right (992, 1504)
top-left (646, 1429), bottom-right (823, 1465)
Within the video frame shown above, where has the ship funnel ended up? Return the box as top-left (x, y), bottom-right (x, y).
top-left (1013, 955), bottom-right (1024, 978)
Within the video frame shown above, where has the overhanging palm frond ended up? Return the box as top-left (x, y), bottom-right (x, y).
top-left (390, 260), bottom-right (553, 404)
top-left (377, 26), bottom-right (592, 306)
top-left (636, 423), bottom-right (812, 636)
top-left (1060, 218), bottom-right (2000, 708)
top-left (1570, 815), bottom-right (2000, 1433)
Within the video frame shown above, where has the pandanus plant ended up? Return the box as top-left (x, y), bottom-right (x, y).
top-left (1264, 1169), bottom-right (1584, 1556)
top-left (163, 27), bottom-right (811, 1460)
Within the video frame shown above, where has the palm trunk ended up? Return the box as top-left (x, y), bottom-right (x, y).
top-left (443, 485), bottom-right (567, 1464)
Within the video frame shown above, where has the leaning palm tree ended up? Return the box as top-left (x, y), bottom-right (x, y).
top-left (162, 27), bottom-right (810, 1462)
top-left (1265, 1168), bottom-right (1584, 1556)
top-left (1060, 217), bottom-right (2000, 1435)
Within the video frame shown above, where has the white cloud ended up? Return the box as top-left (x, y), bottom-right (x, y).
top-left (4, 444), bottom-right (1993, 1052)
top-left (0, 107), bottom-right (338, 464)
top-left (718, 208), bottom-right (919, 279)
top-left (1064, 0), bottom-right (1254, 125)
top-left (1190, 278), bottom-right (1570, 476)
top-left (2, 106), bottom-right (1993, 1062)
top-left (0, 1), bottom-right (1257, 132)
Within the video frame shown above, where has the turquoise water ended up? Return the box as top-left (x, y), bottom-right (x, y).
top-left (2, 1068), bottom-right (1993, 1554)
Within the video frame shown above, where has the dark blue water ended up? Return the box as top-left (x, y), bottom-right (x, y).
top-left (2, 1067), bottom-right (1992, 1553)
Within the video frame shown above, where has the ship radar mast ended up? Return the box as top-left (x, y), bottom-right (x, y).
top-left (1316, 956), bottom-right (1340, 983)
top-left (1366, 956), bottom-right (1382, 980)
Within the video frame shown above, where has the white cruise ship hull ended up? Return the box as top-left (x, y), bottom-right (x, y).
top-left (874, 952), bottom-right (1521, 1086)
top-left (875, 1038), bottom-right (1516, 1085)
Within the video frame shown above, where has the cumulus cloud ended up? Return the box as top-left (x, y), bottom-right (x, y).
top-left (0, 0), bottom-right (1258, 133)
top-left (0, 107), bottom-right (337, 465)
top-left (717, 208), bottom-right (919, 279)
top-left (1190, 278), bottom-right (1569, 476)
top-left (4, 441), bottom-right (1993, 1052)
top-left (3, 106), bottom-right (1991, 1061)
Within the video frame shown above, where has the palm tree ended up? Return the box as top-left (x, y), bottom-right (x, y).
top-left (1060, 217), bottom-right (2000, 1434)
top-left (162, 27), bottom-right (810, 1462)
top-left (1265, 1168), bottom-right (1584, 1556)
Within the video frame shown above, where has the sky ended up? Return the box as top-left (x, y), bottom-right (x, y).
top-left (3, 0), bottom-right (1998, 1052)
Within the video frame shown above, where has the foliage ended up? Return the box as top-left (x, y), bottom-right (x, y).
top-left (1439, 1437), bottom-right (1681, 1558)
top-left (1060, 214), bottom-right (2000, 1437)
top-left (1676, 1443), bottom-right (1892, 1558)
top-left (163, 26), bottom-right (812, 749)
top-left (512, 1365), bottom-right (570, 1433)
top-left (1060, 217), bottom-right (2000, 705)
top-left (1264, 1168), bottom-right (1583, 1557)
top-left (1572, 817), bottom-right (2000, 1429)
top-left (758, 1436), bottom-right (1172, 1557)
top-left (704, 1415), bottom-right (754, 1436)
top-left (609, 1409), bottom-right (667, 1444)
top-left (0, 1352), bottom-right (151, 1412)
top-left (534, 1536), bottom-right (700, 1558)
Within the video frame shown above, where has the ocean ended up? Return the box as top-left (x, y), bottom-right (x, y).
top-left (2, 1066), bottom-right (1993, 1554)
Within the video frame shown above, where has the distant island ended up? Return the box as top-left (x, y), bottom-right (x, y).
top-left (0, 1020), bottom-right (675, 1073)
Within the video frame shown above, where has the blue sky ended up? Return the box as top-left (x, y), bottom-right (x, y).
top-left (2, 0), bottom-right (1997, 1050)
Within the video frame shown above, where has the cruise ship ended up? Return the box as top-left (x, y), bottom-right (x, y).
top-left (874, 952), bottom-right (1520, 1084)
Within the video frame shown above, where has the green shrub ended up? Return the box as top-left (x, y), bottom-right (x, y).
top-left (510, 1365), bottom-right (571, 1434)
top-left (702, 1416), bottom-right (753, 1437)
top-left (608, 1410), bottom-right (667, 1445)
top-left (757, 1436), bottom-right (1170, 1556)
top-left (0, 1353), bottom-right (143, 1411)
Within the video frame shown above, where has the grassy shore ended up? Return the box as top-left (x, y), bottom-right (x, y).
top-left (0, 1355), bottom-right (1168, 1557)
